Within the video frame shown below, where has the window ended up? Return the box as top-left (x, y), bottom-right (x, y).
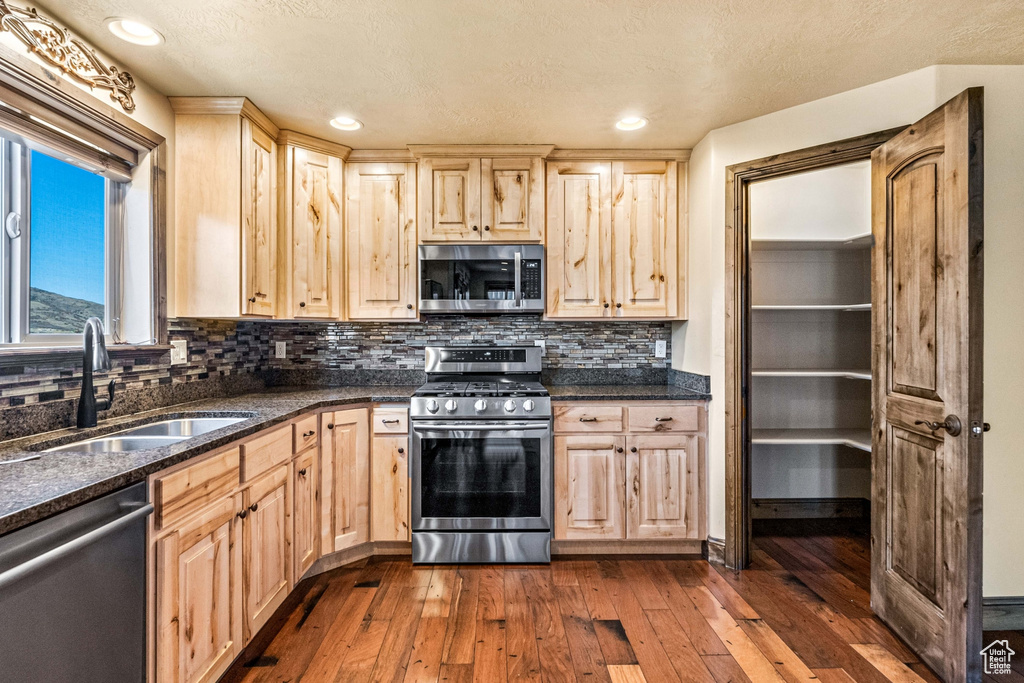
top-left (0, 136), bottom-right (125, 344)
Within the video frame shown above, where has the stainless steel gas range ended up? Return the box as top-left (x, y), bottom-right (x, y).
top-left (410, 346), bottom-right (552, 564)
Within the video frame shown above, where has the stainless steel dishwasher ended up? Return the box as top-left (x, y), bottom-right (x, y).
top-left (0, 482), bottom-right (152, 683)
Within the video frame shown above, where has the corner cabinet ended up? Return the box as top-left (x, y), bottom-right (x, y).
top-left (546, 157), bottom-right (684, 319)
top-left (277, 132), bottom-right (349, 319)
top-left (412, 146), bottom-right (551, 242)
top-left (345, 162), bottom-right (418, 319)
top-left (320, 408), bottom-right (370, 553)
top-left (171, 97), bottom-right (279, 318)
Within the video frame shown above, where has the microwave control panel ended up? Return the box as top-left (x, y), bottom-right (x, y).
top-left (522, 260), bottom-right (542, 299)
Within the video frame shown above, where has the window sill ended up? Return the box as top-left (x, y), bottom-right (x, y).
top-left (0, 343), bottom-right (172, 367)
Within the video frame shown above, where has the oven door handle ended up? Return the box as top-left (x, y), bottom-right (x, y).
top-left (412, 422), bottom-right (550, 432)
top-left (514, 251), bottom-right (522, 307)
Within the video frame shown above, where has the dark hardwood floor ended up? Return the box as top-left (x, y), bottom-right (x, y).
top-left (221, 524), bottom-right (1017, 682)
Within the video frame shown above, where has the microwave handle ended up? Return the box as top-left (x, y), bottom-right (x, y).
top-left (514, 251), bottom-right (522, 307)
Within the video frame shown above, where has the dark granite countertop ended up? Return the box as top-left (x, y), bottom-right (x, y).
top-left (0, 383), bottom-right (708, 537)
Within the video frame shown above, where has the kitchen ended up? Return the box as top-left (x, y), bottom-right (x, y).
top-left (0, 2), bottom-right (1020, 682)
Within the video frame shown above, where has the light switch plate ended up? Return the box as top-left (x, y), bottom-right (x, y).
top-left (275, 341), bottom-right (287, 359)
top-left (169, 340), bottom-right (187, 365)
top-left (534, 340), bottom-right (546, 352)
top-left (655, 340), bottom-right (667, 358)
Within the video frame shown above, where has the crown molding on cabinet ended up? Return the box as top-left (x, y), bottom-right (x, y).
top-left (407, 144), bottom-right (556, 158)
top-left (346, 149), bottom-right (417, 163)
top-left (547, 148), bottom-right (690, 161)
top-left (276, 129), bottom-right (352, 160)
top-left (168, 96), bottom-right (279, 138)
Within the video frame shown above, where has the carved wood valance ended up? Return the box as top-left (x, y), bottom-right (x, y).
top-left (0, 0), bottom-right (136, 112)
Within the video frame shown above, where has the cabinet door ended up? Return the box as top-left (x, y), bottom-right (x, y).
top-left (481, 157), bottom-right (544, 242)
top-left (554, 435), bottom-right (625, 540)
top-left (371, 435), bottom-right (410, 541)
top-left (291, 148), bottom-right (342, 318)
top-left (320, 409), bottom-right (369, 553)
top-left (155, 495), bottom-right (242, 683)
top-left (292, 448), bottom-right (318, 581)
top-left (242, 464), bottom-right (290, 641)
top-left (241, 117), bottom-right (276, 317)
top-left (625, 434), bottom-right (701, 539)
top-left (420, 157), bottom-right (481, 241)
top-left (546, 162), bottom-right (613, 317)
top-left (612, 161), bottom-right (677, 318)
top-left (345, 163), bottom-right (418, 319)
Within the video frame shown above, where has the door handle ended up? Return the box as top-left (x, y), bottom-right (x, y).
top-left (915, 415), bottom-right (962, 437)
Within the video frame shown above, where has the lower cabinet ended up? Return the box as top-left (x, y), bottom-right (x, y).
top-left (154, 494), bottom-right (243, 683)
top-left (320, 408), bottom-right (370, 553)
top-left (241, 464), bottom-right (290, 640)
top-left (553, 402), bottom-right (706, 542)
top-left (371, 435), bottom-right (410, 541)
top-left (292, 447), bottom-right (318, 580)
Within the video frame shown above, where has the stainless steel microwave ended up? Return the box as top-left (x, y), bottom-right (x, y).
top-left (419, 244), bottom-right (544, 313)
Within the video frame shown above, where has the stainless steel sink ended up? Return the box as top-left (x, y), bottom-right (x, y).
top-left (44, 417), bottom-right (248, 453)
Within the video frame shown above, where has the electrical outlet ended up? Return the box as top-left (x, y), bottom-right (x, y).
top-left (169, 340), bottom-right (187, 365)
top-left (655, 340), bottom-right (667, 358)
top-left (275, 341), bottom-right (287, 359)
top-left (534, 340), bottom-right (546, 352)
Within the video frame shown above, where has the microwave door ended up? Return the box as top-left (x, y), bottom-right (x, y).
top-left (419, 244), bottom-right (545, 313)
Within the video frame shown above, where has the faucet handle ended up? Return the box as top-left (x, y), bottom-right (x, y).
top-left (97, 379), bottom-right (115, 411)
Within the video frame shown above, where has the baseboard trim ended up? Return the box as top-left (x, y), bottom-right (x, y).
top-left (308, 541), bottom-right (411, 577)
top-left (552, 539), bottom-right (702, 556)
top-left (704, 536), bottom-right (725, 564)
top-left (751, 497), bottom-right (870, 520)
top-left (983, 596), bottom-right (1024, 630)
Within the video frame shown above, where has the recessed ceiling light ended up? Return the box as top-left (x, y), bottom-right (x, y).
top-left (106, 18), bottom-right (163, 46)
top-left (615, 116), bottom-right (648, 131)
top-left (329, 116), bottom-right (362, 131)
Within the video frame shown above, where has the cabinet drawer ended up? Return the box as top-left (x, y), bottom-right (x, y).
top-left (627, 405), bottom-right (700, 432)
top-left (373, 408), bottom-right (408, 434)
top-left (293, 414), bottom-right (319, 453)
top-left (153, 447), bottom-right (240, 530)
top-left (240, 425), bottom-right (292, 482)
top-left (554, 406), bottom-right (624, 433)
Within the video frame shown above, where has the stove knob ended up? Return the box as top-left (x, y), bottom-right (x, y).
top-left (426, 399), bottom-right (439, 414)
top-left (522, 399), bottom-right (536, 413)
top-left (474, 399), bottom-right (488, 413)
top-left (444, 399), bottom-right (458, 413)
top-left (503, 399), bottom-right (517, 413)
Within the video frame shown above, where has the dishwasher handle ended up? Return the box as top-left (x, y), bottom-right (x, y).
top-left (0, 502), bottom-right (153, 591)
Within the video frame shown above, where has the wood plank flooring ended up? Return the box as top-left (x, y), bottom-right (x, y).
top-left (221, 523), bottom-right (1014, 682)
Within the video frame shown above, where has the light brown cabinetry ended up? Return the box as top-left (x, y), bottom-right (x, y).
top-left (345, 162), bottom-right (418, 319)
top-left (370, 406), bottom-right (410, 541)
top-left (320, 408), bottom-right (369, 553)
top-left (553, 401), bottom-right (705, 543)
top-left (278, 133), bottom-right (347, 319)
top-left (413, 147), bottom-right (548, 243)
top-left (546, 158), bottom-right (681, 319)
top-left (240, 464), bottom-right (290, 640)
top-left (291, 447), bottom-right (318, 579)
top-left (170, 97), bottom-right (279, 318)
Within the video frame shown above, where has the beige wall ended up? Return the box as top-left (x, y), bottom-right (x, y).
top-left (678, 65), bottom-right (1024, 596)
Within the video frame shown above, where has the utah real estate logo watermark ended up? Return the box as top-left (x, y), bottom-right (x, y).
top-left (981, 639), bottom-right (1015, 675)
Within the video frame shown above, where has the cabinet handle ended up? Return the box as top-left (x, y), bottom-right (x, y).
top-left (299, 301), bottom-right (306, 308)
top-left (484, 226), bottom-right (490, 231)
top-left (381, 418), bottom-right (400, 424)
top-left (298, 468), bottom-right (307, 476)
top-left (472, 225), bottom-right (479, 231)
top-left (248, 296), bottom-right (256, 303)
top-left (616, 303), bottom-right (622, 309)
top-left (616, 447), bottom-right (624, 453)
top-left (630, 447), bottom-right (637, 453)
top-left (302, 430), bottom-right (315, 437)
top-left (397, 447), bottom-right (405, 454)
top-left (604, 303), bottom-right (610, 308)
top-left (249, 502), bottom-right (259, 512)
top-left (327, 423), bottom-right (334, 430)
top-left (237, 509), bottom-right (248, 519)
top-left (654, 417), bottom-right (673, 422)
top-left (579, 417), bottom-right (597, 422)
top-left (407, 304), bottom-right (414, 310)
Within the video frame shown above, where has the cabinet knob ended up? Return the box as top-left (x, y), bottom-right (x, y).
top-left (407, 304), bottom-right (414, 310)
top-left (327, 423), bottom-right (334, 430)
top-left (616, 447), bottom-right (624, 453)
top-left (630, 447), bottom-right (637, 453)
top-left (604, 303), bottom-right (610, 308)
top-left (249, 502), bottom-right (259, 512)
top-left (248, 296), bottom-right (256, 303)
top-left (237, 509), bottom-right (248, 519)
top-left (298, 468), bottom-right (307, 476)
top-left (484, 226), bottom-right (490, 231)
top-left (472, 225), bottom-right (479, 231)
top-left (397, 447), bottom-right (405, 454)
top-left (616, 303), bottom-right (622, 308)
top-left (299, 301), bottom-right (306, 308)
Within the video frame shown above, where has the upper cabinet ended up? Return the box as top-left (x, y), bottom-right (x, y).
top-left (547, 155), bottom-right (685, 319)
top-left (412, 146), bottom-right (551, 243)
top-left (277, 131), bottom-right (349, 319)
top-left (171, 97), bottom-right (279, 318)
top-left (345, 162), bottom-right (418, 319)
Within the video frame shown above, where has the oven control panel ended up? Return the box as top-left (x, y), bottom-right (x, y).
top-left (411, 396), bottom-right (551, 419)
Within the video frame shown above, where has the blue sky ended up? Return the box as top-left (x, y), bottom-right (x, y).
top-left (29, 150), bottom-right (106, 304)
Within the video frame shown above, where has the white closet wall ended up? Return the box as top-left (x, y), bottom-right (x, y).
top-left (749, 161), bottom-right (872, 502)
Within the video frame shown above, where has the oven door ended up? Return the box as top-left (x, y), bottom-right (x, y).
top-left (411, 420), bottom-right (552, 531)
top-left (419, 244), bottom-right (544, 313)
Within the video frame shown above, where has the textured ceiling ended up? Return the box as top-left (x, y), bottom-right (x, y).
top-left (40, 0), bottom-right (1024, 148)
